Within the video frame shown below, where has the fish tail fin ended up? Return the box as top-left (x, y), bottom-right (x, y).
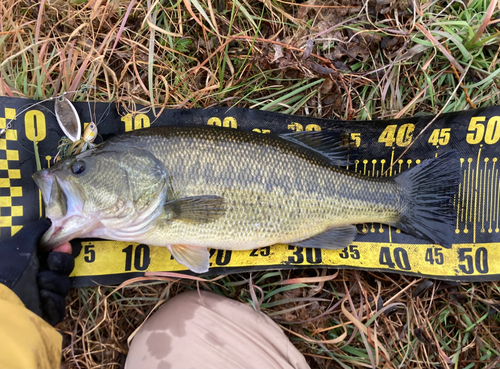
top-left (392, 150), bottom-right (460, 248)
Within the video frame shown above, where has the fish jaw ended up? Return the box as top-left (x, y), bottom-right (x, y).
top-left (33, 168), bottom-right (94, 251)
top-left (32, 169), bottom-right (67, 219)
top-left (40, 215), bottom-right (99, 251)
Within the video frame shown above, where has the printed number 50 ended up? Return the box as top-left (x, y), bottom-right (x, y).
top-left (457, 248), bottom-right (488, 274)
top-left (466, 116), bottom-right (500, 145)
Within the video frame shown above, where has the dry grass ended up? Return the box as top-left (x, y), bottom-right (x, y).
top-left (59, 270), bottom-right (500, 368)
top-left (1, 0), bottom-right (500, 368)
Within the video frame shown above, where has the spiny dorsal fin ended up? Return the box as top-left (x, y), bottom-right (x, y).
top-left (279, 130), bottom-right (355, 166)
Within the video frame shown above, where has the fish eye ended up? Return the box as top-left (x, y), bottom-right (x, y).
top-left (71, 161), bottom-right (86, 175)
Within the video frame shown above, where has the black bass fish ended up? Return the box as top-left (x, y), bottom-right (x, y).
top-left (33, 126), bottom-right (460, 273)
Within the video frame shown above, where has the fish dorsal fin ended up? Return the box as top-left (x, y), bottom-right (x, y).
top-left (168, 244), bottom-right (210, 273)
top-left (164, 195), bottom-right (226, 223)
top-left (289, 225), bottom-right (357, 250)
top-left (279, 130), bottom-right (355, 166)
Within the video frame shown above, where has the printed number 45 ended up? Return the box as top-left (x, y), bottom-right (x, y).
top-left (425, 247), bottom-right (444, 265)
top-left (428, 129), bottom-right (451, 146)
top-left (339, 245), bottom-right (360, 259)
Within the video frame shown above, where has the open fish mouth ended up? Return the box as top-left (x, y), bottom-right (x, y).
top-left (33, 169), bottom-right (68, 219)
top-left (32, 169), bottom-right (93, 251)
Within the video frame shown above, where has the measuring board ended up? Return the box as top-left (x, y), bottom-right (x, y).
top-left (0, 96), bottom-right (499, 286)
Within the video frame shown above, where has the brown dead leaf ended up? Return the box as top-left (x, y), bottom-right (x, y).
top-left (320, 78), bottom-right (334, 94)
top-left (272, 43), bottom-right (284, 63)
top-left (308, 62), bottom-right (333, 74)
top-left (302, 39), bottom-right (314, 60)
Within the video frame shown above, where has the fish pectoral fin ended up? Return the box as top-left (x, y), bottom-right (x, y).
top-left (164, 195), bottom-right (226, 223)
top-left (289, 225), bottom-right (357, 250)
top-left (167, 244), bottom-right (210, 273)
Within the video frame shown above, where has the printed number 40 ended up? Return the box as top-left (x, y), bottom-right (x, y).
top-left (378, 124), bottom-right (414, 147)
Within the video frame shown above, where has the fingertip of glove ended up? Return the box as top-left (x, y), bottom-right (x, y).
top-left (37, 270), bottom-right (71, 296)
top-left (47, 252), bottom-right (75, 275)
top-left (40, 289), bottom-right (66, 326)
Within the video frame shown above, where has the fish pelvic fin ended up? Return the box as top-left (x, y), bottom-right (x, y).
top-left (289, 225), bottom-right (357, 250)
top-left (164, 195), bottom-right (226, 223)
top-left (393, 150), bottom-right (460, 248)
top-left (167, 244), bottom-right (210, 273)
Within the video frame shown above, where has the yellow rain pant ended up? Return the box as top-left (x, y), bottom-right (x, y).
top-left (0, 284), bottom-right (61, 369)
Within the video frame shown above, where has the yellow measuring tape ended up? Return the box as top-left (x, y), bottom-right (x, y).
top-left (70, 240), bottom-right (499, 284)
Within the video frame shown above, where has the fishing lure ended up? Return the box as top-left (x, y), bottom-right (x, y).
top-left (53, 92), bottom-right (99, 162)
top-left (55, 122), bottom-right (98, 162)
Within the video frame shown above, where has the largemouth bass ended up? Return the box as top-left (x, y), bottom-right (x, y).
top-left (33, 126), bottom-right (460, 273)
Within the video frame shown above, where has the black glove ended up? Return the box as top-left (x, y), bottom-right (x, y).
top-left (0, 219), bottom-right (74, 325)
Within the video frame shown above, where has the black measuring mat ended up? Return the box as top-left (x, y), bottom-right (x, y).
top-left (0, 96), bottom-right (499, 285)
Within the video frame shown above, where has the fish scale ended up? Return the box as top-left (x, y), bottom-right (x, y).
top-left (121, 128), bottom-right (403, 248)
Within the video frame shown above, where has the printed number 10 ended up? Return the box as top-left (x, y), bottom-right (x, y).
top-left (121, 114), bottom-right (151, 132)
top-left (122, 244), bottom-right (151, 271)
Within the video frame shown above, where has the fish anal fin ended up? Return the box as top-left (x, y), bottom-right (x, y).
top-left (164, 195), bottom-right (226, 223)
top-left (167, 244), bottom-right (210, 273)
top-left (289, 225), bottom-right (357, 250)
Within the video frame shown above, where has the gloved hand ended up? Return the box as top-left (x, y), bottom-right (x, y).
top-left (0, 219), bottom-right (74, 326)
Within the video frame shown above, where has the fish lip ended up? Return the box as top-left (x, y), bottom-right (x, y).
top-left (33, 169), bottom-right (89, 250)
top-left (33, 170), bottom-right (72, 219)
top-left (40, 215), bottom-right (96, 251)
top-left (32, 169), bottom-right (53, 209)
top-left (40, 222), bottom-right (65, 251)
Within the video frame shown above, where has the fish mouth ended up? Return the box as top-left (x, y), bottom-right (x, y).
top-left (33, 169), bottom-right (68, 219)
top-left (32, 170), bottom-right (55, 212)
top-left (33, 169), bottom-right (93, 251)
